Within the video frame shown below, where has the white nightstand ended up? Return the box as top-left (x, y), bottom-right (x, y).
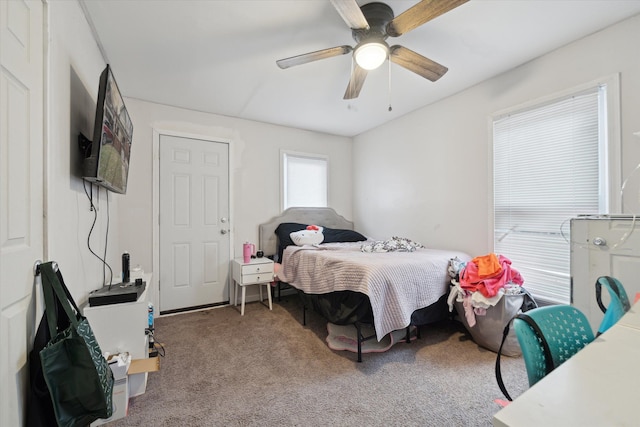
top-left (232, 257), bottom-right (274, 315)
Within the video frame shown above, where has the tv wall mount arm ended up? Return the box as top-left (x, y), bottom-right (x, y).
top-left (78, 133), bottom-right (92, 158)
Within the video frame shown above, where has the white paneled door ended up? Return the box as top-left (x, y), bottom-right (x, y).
top-left (159, 135), bottom-right (230, 312)
top-left (0, 1), bottom-right (44, 425)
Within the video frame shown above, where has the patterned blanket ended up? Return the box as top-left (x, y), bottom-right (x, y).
top-left (278, 242), bottom-right (471, 341)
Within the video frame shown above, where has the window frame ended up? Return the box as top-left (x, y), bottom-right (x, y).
top-left (488, 74), bottom-right (621, 303)
top-left (489, 74), bottom-right (621, 245)
top-left (280, 149), bottom-right (329, 211)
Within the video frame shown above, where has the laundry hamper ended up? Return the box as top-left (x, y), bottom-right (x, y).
top-left (455, 291), bottom-right (535, 357)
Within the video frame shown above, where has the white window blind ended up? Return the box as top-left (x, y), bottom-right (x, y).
top-left (283, 152), bottom-right (328, 210)
top-left (493, 87), bottom-right (605, 304)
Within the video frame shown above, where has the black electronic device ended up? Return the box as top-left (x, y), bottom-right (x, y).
top-left (81, 64), bottom-right (133, 194)
top-left (122, 252), bottom-right (130, 283)
top-left (88, 281), bottom-right (146, 307)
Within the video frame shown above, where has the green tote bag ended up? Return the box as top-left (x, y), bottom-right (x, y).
top-left (39, 262), bottom-right (114, 427)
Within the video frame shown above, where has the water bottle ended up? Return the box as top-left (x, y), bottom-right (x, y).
top-left (148, 302), bottom-right (154, 330)
top-left (243, 242), bottom-right (253, 263)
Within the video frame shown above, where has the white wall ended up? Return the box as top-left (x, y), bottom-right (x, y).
top-left (119, 99), bottom-right (352, 308)
top-left (45, 1), bottom-right (352, 310)
top-left (353, 14), bottom-right (640, 257)
top-left (47, 1), bottom-right (121, 302)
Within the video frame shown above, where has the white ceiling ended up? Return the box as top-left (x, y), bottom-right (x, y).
top-left (81, 0), bottom-right (640, 137)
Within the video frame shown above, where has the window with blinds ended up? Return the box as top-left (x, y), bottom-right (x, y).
top-left (282, 151), bottom-right (328, 210)
top-left (493, 86), bottom-right (607, 304)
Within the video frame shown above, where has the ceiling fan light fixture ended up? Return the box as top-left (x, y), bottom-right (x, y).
top-left (354, 41), bottom-right (388, 70)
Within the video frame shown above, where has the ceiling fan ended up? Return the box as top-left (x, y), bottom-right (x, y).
top-left (276, 0), bottom-right (469, 100)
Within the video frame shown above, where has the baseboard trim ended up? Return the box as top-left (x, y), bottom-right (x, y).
top-left (160, 301), bottom-right (228, 316)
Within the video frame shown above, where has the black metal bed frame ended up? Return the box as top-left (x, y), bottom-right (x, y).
top-left (301, 300), bottom-right (415, 363)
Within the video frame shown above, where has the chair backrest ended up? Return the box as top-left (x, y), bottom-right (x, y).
top-left (514, 305), bottom-right (594, 386)
top-left (596, 276), bottom-right (631, 336)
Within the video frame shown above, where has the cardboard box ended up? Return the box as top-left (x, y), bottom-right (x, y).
top-left (129, 356), bottom-right (160, 374)
top-left (128, 356), bottom-right (160, 397)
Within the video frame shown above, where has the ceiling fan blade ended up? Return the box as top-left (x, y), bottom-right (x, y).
top-left (389, 45), bottom-right (448, 82)
top-left (276, 45), bottom-right (352, 69)
top-left (386, 0), bottom-right (469, 37)
top-left (343, 63), bottom-right (368, 99)
top-left (330, 0), bottom-right (369, 30)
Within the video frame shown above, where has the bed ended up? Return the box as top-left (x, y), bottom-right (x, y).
top-left (259, 207), bottom-right (470, 361)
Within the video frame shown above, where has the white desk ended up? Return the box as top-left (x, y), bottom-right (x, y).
top-left (618, 302), bottom-right (640, 331)
top-left (493, 304), bottom-right (640, 427)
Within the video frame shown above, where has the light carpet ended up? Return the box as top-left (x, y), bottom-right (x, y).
top-left (108, 295), bottom-right (528, 427)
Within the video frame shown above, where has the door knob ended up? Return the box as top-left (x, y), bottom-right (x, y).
top-left (221, 217), bottom-right (227, 223)
top-left (593, 237), bottom-right (607, 246)
top-left (221, 229), bottom-right (229, 235)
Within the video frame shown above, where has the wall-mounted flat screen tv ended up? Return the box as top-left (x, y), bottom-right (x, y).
top-left (83, 64), bottom-right (133, 194)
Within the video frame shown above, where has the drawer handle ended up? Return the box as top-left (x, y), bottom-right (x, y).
top-left (256, 267), bottom-right (261, 272)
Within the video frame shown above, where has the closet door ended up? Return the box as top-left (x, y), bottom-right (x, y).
top-left (0, 1), bottom-right (45, 425)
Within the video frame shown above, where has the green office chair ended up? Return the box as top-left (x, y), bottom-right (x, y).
top-left (596, 276), bottom-right (630, 336)
top-left (496, 305), bottom-right (595, 401)
top-left (515, 305), bottom-right (594, 388)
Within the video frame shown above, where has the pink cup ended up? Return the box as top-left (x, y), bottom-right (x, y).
top-left (243, 242), bottom-right (254, 263)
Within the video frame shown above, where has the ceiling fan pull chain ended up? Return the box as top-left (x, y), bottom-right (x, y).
top-left (388, 58), bottom-right (392, 112)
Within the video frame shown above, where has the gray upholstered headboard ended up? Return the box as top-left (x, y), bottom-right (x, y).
top-left (259, 207), bottom-right (354, 258)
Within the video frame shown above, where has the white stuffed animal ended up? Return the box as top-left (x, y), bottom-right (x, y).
top-left (290, 225), bottom-right (324, 246)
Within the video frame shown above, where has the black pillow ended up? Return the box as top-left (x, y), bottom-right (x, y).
top-left (322, 227), bottom-right (367, 244)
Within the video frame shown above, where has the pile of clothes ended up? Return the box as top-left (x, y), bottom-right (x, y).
top-left (447, 253), bottom-right (524, 327)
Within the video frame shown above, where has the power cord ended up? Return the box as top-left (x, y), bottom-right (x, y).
top-left (145, 328), bottom-right (166, 358)
top-left (83, 179), bottom-right (114, 288)
top-left (104, 190), bottom-right (112, 286)
top-left (152, 341), bottom-right (166, 358)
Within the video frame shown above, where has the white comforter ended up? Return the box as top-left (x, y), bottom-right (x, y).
top-left (277, 242), bottom-right (470, 341)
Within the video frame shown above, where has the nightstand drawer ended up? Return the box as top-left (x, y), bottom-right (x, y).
top-left (242, 263), bottom-right (273, 275)
top-left (242, 272), bottom-right (273, 285)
